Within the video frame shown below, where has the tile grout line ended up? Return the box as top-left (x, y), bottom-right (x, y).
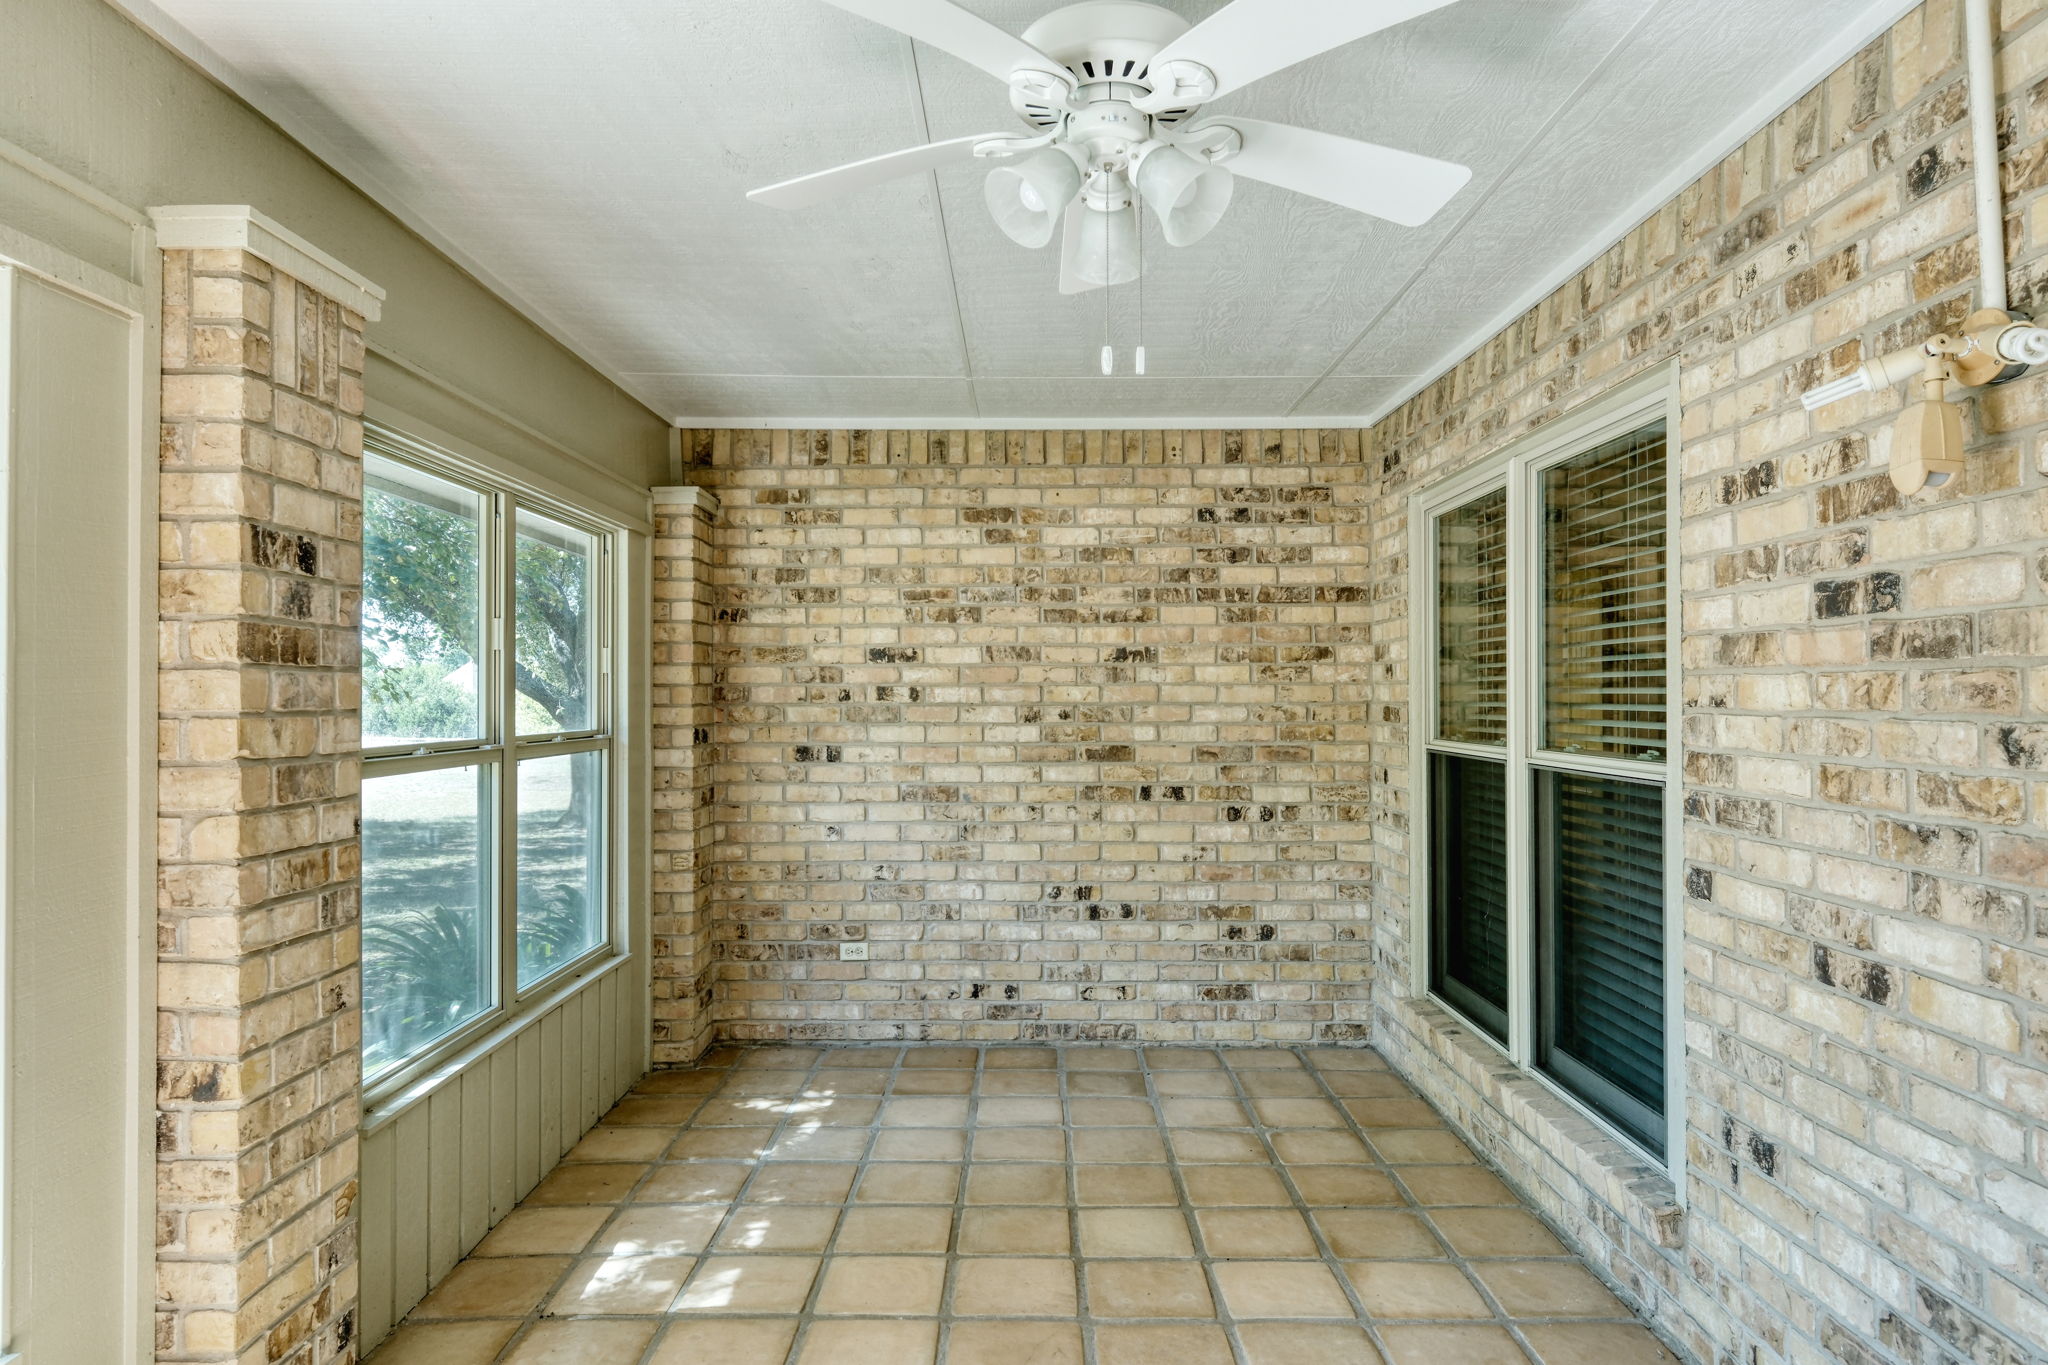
top-left (781, 1041), bottom-right (914, 1362)
top-left (1062, 1047), bottom-right (1099, 1365)
top-left (1295, 1047), bottom-right (1471, 1360)
top-left (386, 1043), bottom-right (1670, 1365)
top-left (621, 1050), bottom-right (751, 1365)
top-left (931, 1043), bottom-right (989, 1364)
top-left (660, 1044), bottom-right (836, 1359)
top-left (1145, 1044), bottom-right (1254, 1365)
top-left (1214, 1044), bottom-right (1397, 1363)
top-left (483, 1046), bottom-right (746, 1364)
top-left (1298, 1046), bottom-right (1630, 1362)
top-left (619, 1056), bottom-right (736, 1365)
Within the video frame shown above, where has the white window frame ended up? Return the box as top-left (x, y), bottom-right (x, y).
top-left (360, 424), bottom-right (622, 1104)
top-left (1408, 363), bottom-right (1685, 1177)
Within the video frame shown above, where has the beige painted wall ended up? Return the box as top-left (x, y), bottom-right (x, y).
top-left (2, 259), bottom-right (153, 1365)
top-left (1, 0), bottom-right (669, 491)
top-left (0, 3), bottom-right (668, 1359)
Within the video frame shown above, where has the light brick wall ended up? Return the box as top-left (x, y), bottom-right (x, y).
top-left (687, 428), bottom-right (1375, 1045)
top-left (652, 485), bottom-right (721, 1065)
top-left (158, 247), bottom-right (364, 1364)
top-left (648, 9), bottom-right (2048, 1362)
top-left (1368, 5), bottom-right (2048, 1365)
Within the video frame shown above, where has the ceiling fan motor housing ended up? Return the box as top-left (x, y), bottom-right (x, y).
top-left (1011, 1), bottom-right (1202, 132)
top-left (1067, 102), bottom-right (1149, 174)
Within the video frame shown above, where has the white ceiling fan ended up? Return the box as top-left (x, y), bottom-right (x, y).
top-left (748, 0), bottom-right (1474, 295)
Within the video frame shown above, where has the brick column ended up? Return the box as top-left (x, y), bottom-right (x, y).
top-left (152, 208), bottom-right (383, 1365)
top-left (651, 486), bottom-right (721, 1064)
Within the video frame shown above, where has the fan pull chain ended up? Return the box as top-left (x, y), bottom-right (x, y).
top-left (1101, 195), bottom-right (1113, 375)
top-left (1135, 192), bottom-right (1147, 376)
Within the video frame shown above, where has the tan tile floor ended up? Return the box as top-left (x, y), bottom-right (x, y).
top-left (367, 1045), bottom-right (1681, 1365)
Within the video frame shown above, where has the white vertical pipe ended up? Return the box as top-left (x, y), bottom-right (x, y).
top-left (1967, 0), bottom-right (2008, 311)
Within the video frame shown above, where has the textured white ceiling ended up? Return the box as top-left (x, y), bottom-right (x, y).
top-left (127, 0), bottom-right (1917, 426)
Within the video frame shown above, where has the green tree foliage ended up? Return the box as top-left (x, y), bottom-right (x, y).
top-left (362, 887), bottom-right (591, 1072)
top-left (365, 662), bottom-right (474, 739)
top-left (361, 485), bottom-right (591, 736)
top-left (362, 897), bottom-right (485, 1070)
top-left (512, 522), bottom-right (591, 731)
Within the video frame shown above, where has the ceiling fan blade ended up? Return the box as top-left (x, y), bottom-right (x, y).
top-left (1150, 0), bottom-right (1462, 104)
top-left (817, 0), bottom-right (1060, 83)
top-left (1208, 117), bottom-right (1470, 227)
top-left (748, 133), bottom-right (1006, 209)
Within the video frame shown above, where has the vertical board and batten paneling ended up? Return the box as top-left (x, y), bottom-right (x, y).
top-left (358, 1125), bottom-right (395, 1342)
top-left (515, 1025), bottom-right (541, 1196)
top-left (539, 1010), bottom-right (562, 1165)
top-left (559, 998), bottom-right (582, 1147)
top-left (391, 1112), bottom-right (430, 1313)
top-left (357, 963), bottom-right (642, 1346)
top-left (489, 1041), bottom-right (518, 1222)
top-left (426, 1089), bottom-right (462, 1284)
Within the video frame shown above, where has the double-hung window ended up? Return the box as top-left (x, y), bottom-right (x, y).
top-left (360, 431), bottom-right (615, 1091)
top-left (1414, 372), bottom-right (1680, 1165)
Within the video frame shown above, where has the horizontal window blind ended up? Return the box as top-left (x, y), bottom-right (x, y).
top-left (1542, 422), bottom-right (1667, 761)
top-left (1538, 769), bottom-right (1665, 1156)
top-left (1436, 488), bottom-right (1508, 746)
top-left (1430, 753), bottom-right (1509, 1041)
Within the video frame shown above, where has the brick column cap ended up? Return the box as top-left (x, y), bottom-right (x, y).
top-left (149, 204), bottom-right (385, 321)
top-left (652, 485), bottom-right (721, 516)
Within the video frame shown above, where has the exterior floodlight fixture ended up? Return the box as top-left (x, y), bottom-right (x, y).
top-left (1800, 308), bottom-right (2048, 495)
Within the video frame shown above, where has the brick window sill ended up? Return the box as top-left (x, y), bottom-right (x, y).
top-left (1381, 995), bottom-right (1685, 1251)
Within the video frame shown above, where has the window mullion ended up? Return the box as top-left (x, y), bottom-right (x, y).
top-left (1505, 452), bottom-right (1536, 1069)
top-left (1528, 750), bottom-right (1671, 787)
top-left (599, 537), bottom-right (613, 736)
top-left (495, 494), bottom-right (519, 1013)
top-left (1409, 506), bottom-right (1435, 1001)
top-left (365, 746), bottom-right (501, 781)
top-left (1660, 393), bottom-right (1687, 1183)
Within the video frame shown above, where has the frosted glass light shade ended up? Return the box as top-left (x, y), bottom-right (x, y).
top-left (1137, 145), bottom-right (1233, 246)
top-left (1059, 201), bottom-right (1139, 294)
top-left (986, 148), bottom-right (1084, 248)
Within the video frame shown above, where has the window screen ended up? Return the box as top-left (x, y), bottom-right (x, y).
top-left (1437, 488), bottom-right (1508, 747)
top-left (1542, 423), bottom-right (1667, 761)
